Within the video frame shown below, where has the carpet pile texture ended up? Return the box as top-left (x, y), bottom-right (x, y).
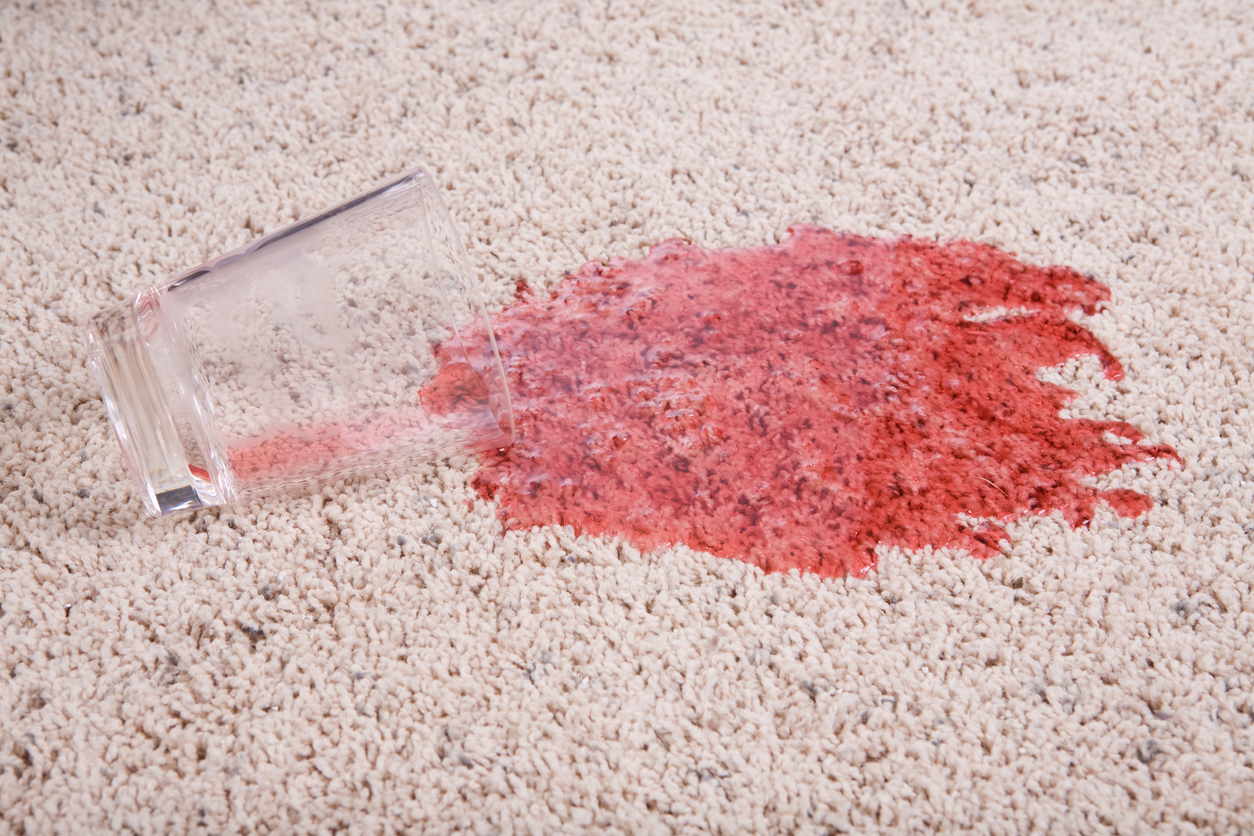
top-left (2, 0), bottom-right (1252, 832)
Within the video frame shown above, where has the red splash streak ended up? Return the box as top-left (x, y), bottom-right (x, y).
top-left (222, 362), bottom-right (501, 486)
top-left (465, 226), bottom-right (1177, 577)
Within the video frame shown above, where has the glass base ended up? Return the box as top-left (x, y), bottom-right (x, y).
top-left (85, 295), bottom-right (228, 516)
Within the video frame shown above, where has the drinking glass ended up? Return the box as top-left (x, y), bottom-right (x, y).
top-left (85, 167), bottom-right (514, 516)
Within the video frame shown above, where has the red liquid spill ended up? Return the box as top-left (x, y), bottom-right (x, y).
top-left (222, 362), bottom-right (502, 486)
top-left (455, 225), bottom-right (1176, 578)
top-left (417, 362), bottom-right (492, 415)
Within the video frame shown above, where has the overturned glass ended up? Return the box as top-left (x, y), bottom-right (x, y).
top-left (85, 168), bottom-right (514, 516)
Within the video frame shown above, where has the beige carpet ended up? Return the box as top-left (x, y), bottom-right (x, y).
top-left (3, 0), bottom-right (1253, 832)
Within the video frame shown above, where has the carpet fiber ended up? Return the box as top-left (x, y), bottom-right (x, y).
top-left (2, 0), bottom-right (1253, 832)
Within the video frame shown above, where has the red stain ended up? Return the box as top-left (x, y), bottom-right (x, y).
top-left (417, 361), bottom-right (491, 415)
top-left (451, 225), bottom-right (1176, 577)
top-left (222, 362), bottom-right (501, 486)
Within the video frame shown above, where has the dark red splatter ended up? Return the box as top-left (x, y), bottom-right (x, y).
top-left (452, 224), bottom-right (1176, 578)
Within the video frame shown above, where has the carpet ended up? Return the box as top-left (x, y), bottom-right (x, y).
top-left (2, 0), bottom-right (1252, 832)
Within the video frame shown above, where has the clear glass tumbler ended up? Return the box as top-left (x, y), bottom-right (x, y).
top-left (85, 168), bottom-right (514, 516)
